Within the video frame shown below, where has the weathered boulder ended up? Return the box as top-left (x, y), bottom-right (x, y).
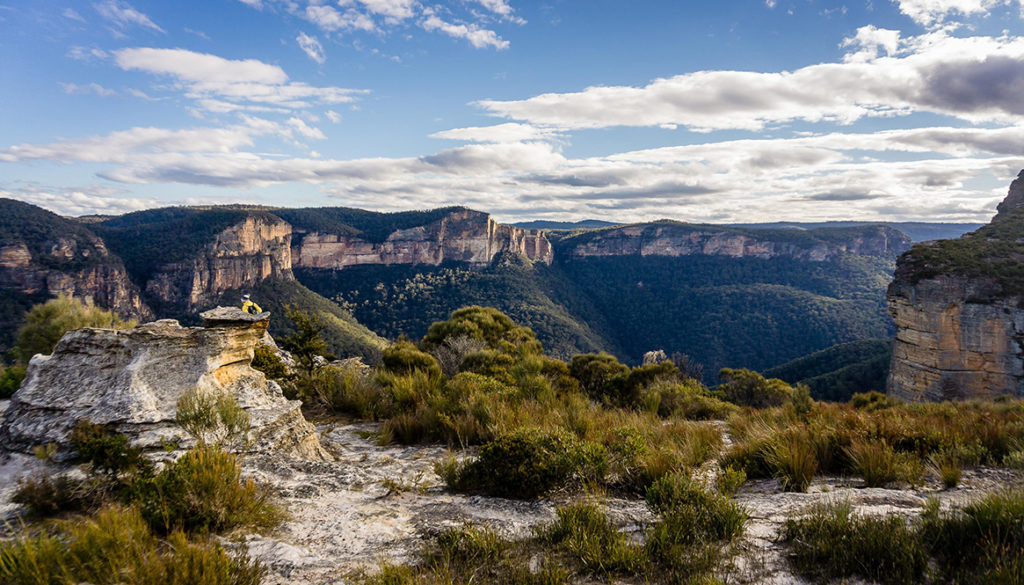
top-left (0, 307), bottom-right (327, 460)
top-left (887, 172), bottom-right (1024, 401)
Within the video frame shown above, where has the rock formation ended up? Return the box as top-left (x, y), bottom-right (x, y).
top-left (145, 214), bottom-right (294, 310)
top-left (292, 208), bottom-right (553, 269)
top-left (564, 223), bottom-right (909, 261)
top-left (0, 307), bottom-right (327, 460)
top-left (887, 173), bottom-right (1024, 401)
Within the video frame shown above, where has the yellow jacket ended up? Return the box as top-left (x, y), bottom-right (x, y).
top-left (242, 300), bottom-right (262, 314)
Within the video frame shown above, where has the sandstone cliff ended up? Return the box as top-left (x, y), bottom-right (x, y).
top-left (887, 172), bottom-right (1024, 401)
top-left (144, 214), bottom-right (294, 310)
top-left (0, 198), bottom-right (151, 327)
top-left (0, 307), bottom-right (327, 460)
top-left (562, 222), bottom-right (909, 261)
top-left (291, 208), bottom-right (553, 269)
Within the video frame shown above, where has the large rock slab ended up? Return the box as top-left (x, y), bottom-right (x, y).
top-left (0, 307), bottom-right (327, 460)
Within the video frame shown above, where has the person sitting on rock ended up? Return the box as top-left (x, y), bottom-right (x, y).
top-left (241, 294), bottom-right (262, 314)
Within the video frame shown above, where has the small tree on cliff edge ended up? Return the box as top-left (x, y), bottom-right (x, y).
top-left (280, 305), bottom-right (327, 376)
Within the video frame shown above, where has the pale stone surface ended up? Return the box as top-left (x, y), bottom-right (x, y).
top-left (0, 309), bottom-right (326, 460)
top-left (292, 209), bottom-right (553, 270)
top-left (567, 223), bottom-right (909, 261)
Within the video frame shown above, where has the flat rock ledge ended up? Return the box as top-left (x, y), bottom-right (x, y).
top-left (0, 307), bottom-right (328, 461)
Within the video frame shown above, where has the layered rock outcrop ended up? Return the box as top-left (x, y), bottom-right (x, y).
top-left (0, 307), bottom-right (327, 460)
top-left (565, 223), bottom-right (909, 261)
top-left (292, 209), bottom-right (553, 269)
top-left (887, 173), bottom-right (1024, 401)
top-left (145, 215), bottom-right (294, 310)
top-left (0, 232), bottom-right (150, 321)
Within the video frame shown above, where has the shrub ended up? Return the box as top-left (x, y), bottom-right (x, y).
top-left (851, 390), bottom-right (898, 410)
top-left (381, 339), bottom-right (442, 379)
top-left (133, 445), bottom-right (281, 535)
top-left (13, 295), bottom-right (135, 363)
top-left (300, 363), bottom-right (387, 417)
top-left (790, 383), bottom-right (813, 418)
top-left (930, 450), bottom-right (962, 488)
top-left (0, 365), bottom-right (26, 398)
top-left (640, 379), bottom-right (736, 420)
top-left (569, 353), bottom-right (629, 400)
top-left (765, 429), bottom-right (818, 492)
top-left (0, 506), bottom-right (264, 585)
top-left (922, 490), bottom-right (1024, 583)
top-left (541, 502), bottom-right (645, 575)
top-left (175, 389), bottom-right (251, 449)
top-left (1004, 450), bottom-right (1024, 469)
top-left (443, 428), bottom-right (578, 499)
top-left (717, 368), bottom-right (793, 408)
top-left (279, 306), bottom-right (328, 376)
top-left (846, 438), bottom-right (898, 488)
top-left (421, 306), bottom-right (536, 351)
top-left (783, 500), bottom-right (927, 585)
top-left (429, 335), bottom-right (486, 377)
top-left (250, 344), bottom-right (289, 380)
top-left (70, 420), bottom-right (151, 477)
top-left (12, 473), bottom-right (92, 517)
top-left (716, 466), bottom-right (747, 497)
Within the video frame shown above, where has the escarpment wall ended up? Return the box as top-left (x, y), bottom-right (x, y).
top-left (565, 223), bottom-right (908, 261)
top-left (145, 215), bottom-right (294, 309)
top-left (291, 208), bottom-right (553, 269)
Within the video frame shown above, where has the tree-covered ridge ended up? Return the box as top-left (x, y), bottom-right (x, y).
top-left (896, 207), bottom-right (1024, 297)
top-left (92, 207), bottom-right (276, 284)
top-left (0, 198), bottom-right (116, 271)
top-left (553, 219), bottom-right (909, 259)
top-left (273, 206), bottom-right (469, 243)
top-left (763, 339), bottom-right (891, 401)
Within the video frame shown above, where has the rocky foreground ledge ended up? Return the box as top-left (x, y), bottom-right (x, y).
top-left (0, 307), bottom-right (327, 460)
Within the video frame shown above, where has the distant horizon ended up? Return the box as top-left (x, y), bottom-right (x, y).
top-left (3, 1), bottom-right (1024, 223)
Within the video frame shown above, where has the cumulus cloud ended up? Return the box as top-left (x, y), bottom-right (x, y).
top-left (476, 32), bottom-right (1024, 131)
top-left (297, 32), bottom-right (326, 63)
top-left (895, 0), bottom-right (1017, 28)
top-left (420, 12), bottom-right (509, 50)
top-left (304, 4), bottom-right (375, 32)
top-left (93, 0), bottom-right (164, 33)
top-left (4, 188), bottom-right (159, 216)
top-left (113, 48), bottom-right (366, 111)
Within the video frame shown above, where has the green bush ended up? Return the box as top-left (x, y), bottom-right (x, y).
top-left (783, 500), bottom-right (927, 585)
top-left (540, 502), bottom-right (645, 575)
top-left (133, 445), bottom-right (281, 535)
top-left (765, 429), bottom-right (818, 492)
top-left (845, 438), bottom-right (898, 488)
top-left (175, 389), bottom-right (251, 448)
top-left (922, 489), bottom-right (1024, 583)
top-left (0, 505), bottom-right (265, 585)
top-left (851, 390), bottom-right (898, 410)
top-left (569, 353), bottom-right (629, 400)
top-left (443, 428), bottom-right (578, 499)
top-left (381, 339), bottom-right (442, 379)
top-left (300, 363), bottom-right (387, 417)
top-left (717, 368), bottom-right (794, 408)
top-left (70, 420), bottom-right (152, 477)
top-left (12, 473), bottom-right (93, 517)
top-left (251, 344), bottom-right (289, 380)
top-left (421, 306), bottom-right (537, 351)
top-left (13, 295), bottom-right (135, 363)
top-left (0, 365), bottom-right (26, 398)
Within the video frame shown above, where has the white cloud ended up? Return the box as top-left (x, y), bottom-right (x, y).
top-left (472, 0), bottom-right (526, 24)
top-left (113, 48), bottom-right (366, 111)
top-left (304, 4), bottom-right (376, 32)
top-left (297, 32), bottom-right (326, 63)
top-left (326, 110), bottom-right (342, 123)
top-left (93, 0), bottom-right (164, 33)
top-left (358, 0), bottom-right (417, 21)
top-left (67, 46), bottom-right (109, 62)
top-left (476, 32), bottom-right (1024, 131)
top-left (59, 82), bottom-right (117, 97)
top-left (895, 0), bottom-right (1017, 28)
top-left (4, 188), bottom-right (158, 216)
top-left (420, 13), bottom-right (509, 50)
top-left (430, 123), bottom-right (563, 143)
top-left (63, 8), bottom-right (86, 22)
top-left (841, 25), bottom-right (901, 62)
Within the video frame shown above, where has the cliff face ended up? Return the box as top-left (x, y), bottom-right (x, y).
top-left (564, 223), bottom-right (909, 261)
top-left (292, 209), bottom-right (553, 269)
top-left (0, 229), bottom-right (151, 322)
top-left (0, 307), bottom-right (327, 460)
top-left (145, 215), bottom-right (293, 310)
top-left (887, 173), bottom-right (1024, 401)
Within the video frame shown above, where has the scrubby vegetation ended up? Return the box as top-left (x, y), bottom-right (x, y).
top-left (11, 295), bottom-right (136, 363)
top-left (4, 394), bottom-right (279, 585)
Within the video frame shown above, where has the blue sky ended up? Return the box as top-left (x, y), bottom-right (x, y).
top-left (2, 0), bottom-right (1024, 223)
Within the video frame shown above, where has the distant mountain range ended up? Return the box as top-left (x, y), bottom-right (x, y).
top-left (3, 199), bottom-right (964, 386)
